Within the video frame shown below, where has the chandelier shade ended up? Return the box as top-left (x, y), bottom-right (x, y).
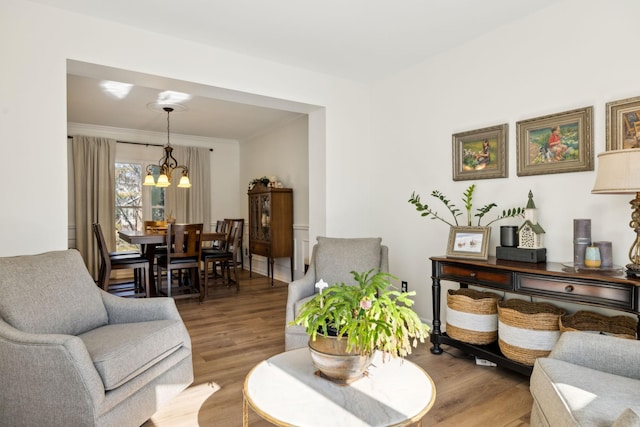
top-left (143, 107), bottom-right (191, 188)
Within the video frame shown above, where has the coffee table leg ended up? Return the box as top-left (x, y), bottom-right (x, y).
top-left (243, 396), bottom-right (249, 427)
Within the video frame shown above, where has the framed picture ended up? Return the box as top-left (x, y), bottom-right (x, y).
top-left (516, 106), bottom-right (593, 176)
top-left (606, 95), bottom-right (640, 150)
top-left (446, 226), bottom-right (491, 260)
top-left (452, 124), bottom-right (508, 181)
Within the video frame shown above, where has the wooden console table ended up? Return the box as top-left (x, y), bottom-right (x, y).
top-left (430, 256), bottom-right (640, 376)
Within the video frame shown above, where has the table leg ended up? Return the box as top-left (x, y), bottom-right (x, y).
top-left (243, 396), bottom-right (249, 427)
top-left (430, 259), bottom-right (443, 355)
top-left (143, 244), bottom-right (158, 297)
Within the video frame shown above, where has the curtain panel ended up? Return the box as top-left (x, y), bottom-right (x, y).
top-left (71, 136), bottom-right (116, 279)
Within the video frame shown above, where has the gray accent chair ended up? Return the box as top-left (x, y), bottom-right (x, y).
top-left (0, 250), bottom-right (193, 427)
top-left (530, 331), bottom-right (640, 427)
top-left (285, 237), bottom-right (389, 351)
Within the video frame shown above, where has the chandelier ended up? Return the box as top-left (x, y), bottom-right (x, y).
top-left (143, 107), bottom-right (191, 188)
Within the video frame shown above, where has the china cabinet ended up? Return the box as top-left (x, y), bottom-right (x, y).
top-left (248, 183), bottom-right (293, 285)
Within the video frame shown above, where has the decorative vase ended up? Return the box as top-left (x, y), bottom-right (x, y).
top-left (308, 334), bottom-right (373, 384)
top-left (584, 245), bottom-right (602, 268)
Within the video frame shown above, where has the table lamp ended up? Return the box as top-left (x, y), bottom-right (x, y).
top-left (591, 148), bottom-right (640, 277)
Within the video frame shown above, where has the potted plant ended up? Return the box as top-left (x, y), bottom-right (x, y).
top-left (408, 183), bottom-right (524, 227)
top-left (290, 269), bottom-right (430, 383)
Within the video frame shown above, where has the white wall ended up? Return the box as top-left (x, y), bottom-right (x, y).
top-left (240, 114), bottom-right (310, 280)
top-left (370, 0), bottom-right (640, 321)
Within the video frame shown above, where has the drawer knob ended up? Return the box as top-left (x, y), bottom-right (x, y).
top-left (469, 272), bottom-right (477, 278)
top-left (564, 285), bottom-right (574, 293)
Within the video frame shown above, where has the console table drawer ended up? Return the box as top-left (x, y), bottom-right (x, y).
top-left (438, 264), bottom-right (513, 290)
top-left (516, 274), bottom-right (634, 310)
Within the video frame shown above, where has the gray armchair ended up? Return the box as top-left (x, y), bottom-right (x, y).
top-left (0, 250), bottom-right (193, 427)
top-left (530, 331), bottom-right (640, 427)
top-left (285, 237), bottom-right (389, 351)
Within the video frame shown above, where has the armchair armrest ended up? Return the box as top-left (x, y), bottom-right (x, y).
top-left (0, 319), bottom-right (105, 418)
top-left (548, 331), bottom-right (640, 379)
top-left (101, 291), bottom-right (183, 323)
top-left (286, 271), bottom-right (317, 325)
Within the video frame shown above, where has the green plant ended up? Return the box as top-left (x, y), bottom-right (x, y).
top-left (408, 183), bottom-right (524, 227)
top-left (290, 270), bottom-right (430, 358)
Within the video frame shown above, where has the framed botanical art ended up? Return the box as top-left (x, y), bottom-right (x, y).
top-left (606, 95), bottom-right (640, 150)
top-left (516, 106), bottom-right (593, 176)
top-left (446, 226), bottom-right (491, 260)
top-left (452, 124), bottom-right (508, 181)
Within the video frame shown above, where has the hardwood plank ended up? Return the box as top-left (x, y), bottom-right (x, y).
top-left (144, 270), bottom-right (532, 426)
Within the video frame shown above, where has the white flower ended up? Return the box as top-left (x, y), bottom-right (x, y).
top-left (315, 279), bottom-right (329, 294)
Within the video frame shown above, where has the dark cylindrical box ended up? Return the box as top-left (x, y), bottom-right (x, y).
top-left (500, 226), bottom-right (518, 247)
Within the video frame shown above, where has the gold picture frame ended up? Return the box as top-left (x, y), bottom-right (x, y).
top-left (446, 226), bottom-right (491, 260)
top-left (452, 124), bottom-right (508, 181)
top-left (606, 95), bottom-right (640, 150)
top-left (516, 106), bottom-right (593, 176)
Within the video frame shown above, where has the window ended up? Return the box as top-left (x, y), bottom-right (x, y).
top-left (115, 163), bottom-right (166, 251)
top-left (115, 163), bottom-right (143, 251)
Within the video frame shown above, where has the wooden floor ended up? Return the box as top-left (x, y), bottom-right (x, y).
top-left (143, 270), bottom-right (532, 427)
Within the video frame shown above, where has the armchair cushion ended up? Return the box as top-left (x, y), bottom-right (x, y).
top-left (530, 332), bottom-right (640, 427)
top-left (315, 237), bottom-right (382, 286)
top-left (79, 319), bottom-right (186, 390)
top-left (0, 251), bottom-right (108, 335)
top-left (532, 357), bottom-right (640, 426)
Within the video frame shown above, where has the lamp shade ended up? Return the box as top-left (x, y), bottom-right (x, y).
top-left (143, 173), bottom-right (156, 186)
top-left (156, 174), bottom-right (170, 188)
top-left (177, 175), bottom-right (191, 188)
top-left (592, 148), bottom-right (640, 194)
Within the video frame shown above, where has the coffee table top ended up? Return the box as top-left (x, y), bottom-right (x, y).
top-left (243, 347), bottom-right (436, 427)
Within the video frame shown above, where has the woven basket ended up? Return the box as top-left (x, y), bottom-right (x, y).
top-left (498, 299), bottom-right (566, 366)
top-left (446, 289), bottom-right (502, 345)
top-left (560, 310), bottom-right (637, 340)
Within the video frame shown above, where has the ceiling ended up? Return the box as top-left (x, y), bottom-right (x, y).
top-left (44, 0), bottom-right (560, 139)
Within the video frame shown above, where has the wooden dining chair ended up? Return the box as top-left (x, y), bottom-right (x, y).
top-left (201, 220), bottom-right (242, 299)
top-left (224, 218), bottom-right (245, 269)
top-left (92, 223), bottom-right (150, 297)
top-left (156, 223), bottom-right (203, 300)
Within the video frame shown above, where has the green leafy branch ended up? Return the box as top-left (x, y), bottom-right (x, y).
top-left (409, 184), bottom-right (525, 227)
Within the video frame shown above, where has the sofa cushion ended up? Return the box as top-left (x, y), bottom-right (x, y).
top-left (79, 320), bottom-right (186, 390)
top-left (314, 237), bottom-right (382, 286)
top-left (531, 357), bottom-right (640, 427)
top-left (0, 250), bottom-right (108, 335)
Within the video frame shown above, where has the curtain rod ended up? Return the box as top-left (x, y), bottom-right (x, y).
top-left (67, 136), bottom-right (213, 151)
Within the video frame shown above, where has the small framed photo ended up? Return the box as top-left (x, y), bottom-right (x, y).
top-left (516, 106), bottom-right (593, 176)
top-left (606, 95), bottom-right (640, 150)
top-left (446, 226), bottom-right (491, 260)
top-left (452, 124), bottom-right (508, 181)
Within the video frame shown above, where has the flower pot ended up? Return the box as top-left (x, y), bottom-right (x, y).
top-left (308, 334), bottom-right (373, 384)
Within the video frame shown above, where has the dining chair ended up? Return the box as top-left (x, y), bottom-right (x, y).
top-left (156, 223), bottom-right (203, 300)
top-left (224, 218), bottom-right (245, 269)
top-left (201, 220), bottom-right (242, 299)
top-left (92, 223), bottom-right (150, 297)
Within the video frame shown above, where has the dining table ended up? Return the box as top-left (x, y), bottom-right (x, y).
top-left (118, 228), bottom-right (226, 297)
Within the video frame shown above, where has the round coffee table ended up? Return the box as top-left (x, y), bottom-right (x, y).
top-left (243, 347), bottom-right (436, 426)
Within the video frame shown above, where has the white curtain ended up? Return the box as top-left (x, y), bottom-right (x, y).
top-left (71, 136), bottom-right (116, 279)
top-left (165, 146), bottom-right (211, 231)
